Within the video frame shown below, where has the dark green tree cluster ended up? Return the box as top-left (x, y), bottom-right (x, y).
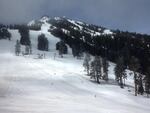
top-left (38, 34), bottom-right (49, 51)
top-left (51, 28), bottom-right (84, 58)
top-left (8, 23), bottom-right (41, 31)
top-left (72, 44), bottom-right (84, 58)
top-left (114, 56), bottom-right (127, 88)
top-left (28, 25), bottom-right (41, 31)
top-left (102, 57), bottom-right (109, 81)
top-left (144, 68), bottom-right (150, 97)
top-left (83, 55), bottom-right (109, 84)
top-left (56, 41), bottom-right (68, 57)
top-left (0, 27), bottom-right (11, 40)
top-left (114, 56), bottom-right (149, 97)
top-left (18, 25), bottom-right (30, 46)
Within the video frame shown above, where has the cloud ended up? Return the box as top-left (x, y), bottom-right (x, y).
top-left (0, 0), bottom-right (46, 23)
top-left (0, 0), bottom-right (150, 34)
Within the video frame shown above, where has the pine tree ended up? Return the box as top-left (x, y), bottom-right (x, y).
top-left (90, 56), bottom-right (102, 84)
top-left (145, 67), bottom-right (150, 97)
top-left (102, 57), bottom-right (109, 81)
top-left (129, 56), bottom-right (140, 96)
top-left (15, 40), bottom-right (21, 56)
top-left (56, 41), bottom-right (68, 58)
top-left (83, 53), bottom-right (91, 76)
top-left (145, 79), bottom-right (150, 98)
top-left (137, 73), bottom-right (144, 95)
top-left (58, 41), bottom-right (65, 58)
top-left (72, 44), bottom-right (83, 58)
top-left (90, 61), bottom-right (95, 79)
top-left (56, 41), bottom-right (68, 55)
top-left (114, 56), bottom-right (126, 88)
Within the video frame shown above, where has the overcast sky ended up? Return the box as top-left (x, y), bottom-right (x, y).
top-left (0, 0), bottom-right (150, 34)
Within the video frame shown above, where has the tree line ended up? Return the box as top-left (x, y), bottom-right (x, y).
top-left (0, 24), bottom-right (11, 40)
top-left (83, 54), bottom-right (150, 97)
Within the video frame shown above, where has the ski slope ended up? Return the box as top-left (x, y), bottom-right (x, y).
top-left (0, 27), bottom-right (150, 113)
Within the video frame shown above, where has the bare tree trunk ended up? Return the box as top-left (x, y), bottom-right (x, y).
top-left (123, 78), bottom-right (126, 87)
top-left (120, 76), bottom-right (123, 88)
top-left (134, 72), bottom-right (137, 96)
top-left (96, 71), bottom-right (100, 84)
top-left (96, 76), bottom-right (100, 84)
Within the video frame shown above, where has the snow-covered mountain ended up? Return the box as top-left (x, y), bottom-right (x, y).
top-left (28, 16), bottom-right (113, 36)
top-left (0, 16), bottom-right (150, 113)
top-left (28, 16), bottom-right (50, 26)
top-left (28, 16), bottom-right (150, 76)
top-left (27, 16), bottom-right (119, 60)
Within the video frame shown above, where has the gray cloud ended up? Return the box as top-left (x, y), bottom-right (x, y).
top-left (0, 0), bottom-right (150, 34)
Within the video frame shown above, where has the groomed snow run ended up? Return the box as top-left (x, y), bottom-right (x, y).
top-left (0, 29), bottom-right (150, 113)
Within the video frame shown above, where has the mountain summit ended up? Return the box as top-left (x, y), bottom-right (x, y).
top-left (28, 16), bottom-right (113, 36)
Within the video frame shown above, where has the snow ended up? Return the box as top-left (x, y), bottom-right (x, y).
top-left (76, 21), bottom-right (84, 25)
top-left (66, 18), bottom-right (113, 36)
top-left (62, 28), bottom-right (70, 34)
top-left (54, 17), bottom-right (61, 21)
top-left (0, 28), bottom-right (150, 113)
top-left (68, 19), bottom-right (83, 30)
top-left (40, 16), bottom-right (50, 23)
top-left (88, 29), bottom-right (102, 36)
top-left (28, 20), bottom-right (35, 26)
top-left (103, 29), bottom-right (113, 35)
top-left (98, 28), bottom-right (102, 31)
top-left (28, 17), bottom-right (113, 38)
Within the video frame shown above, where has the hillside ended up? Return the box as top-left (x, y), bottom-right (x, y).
top-left (0, 20), bottom-right (150, 113)
top-left (27, 16), bottom-right (150, 75)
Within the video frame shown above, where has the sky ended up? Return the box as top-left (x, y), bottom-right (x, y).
top-left (0, 0), bottom-right (150, 34)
